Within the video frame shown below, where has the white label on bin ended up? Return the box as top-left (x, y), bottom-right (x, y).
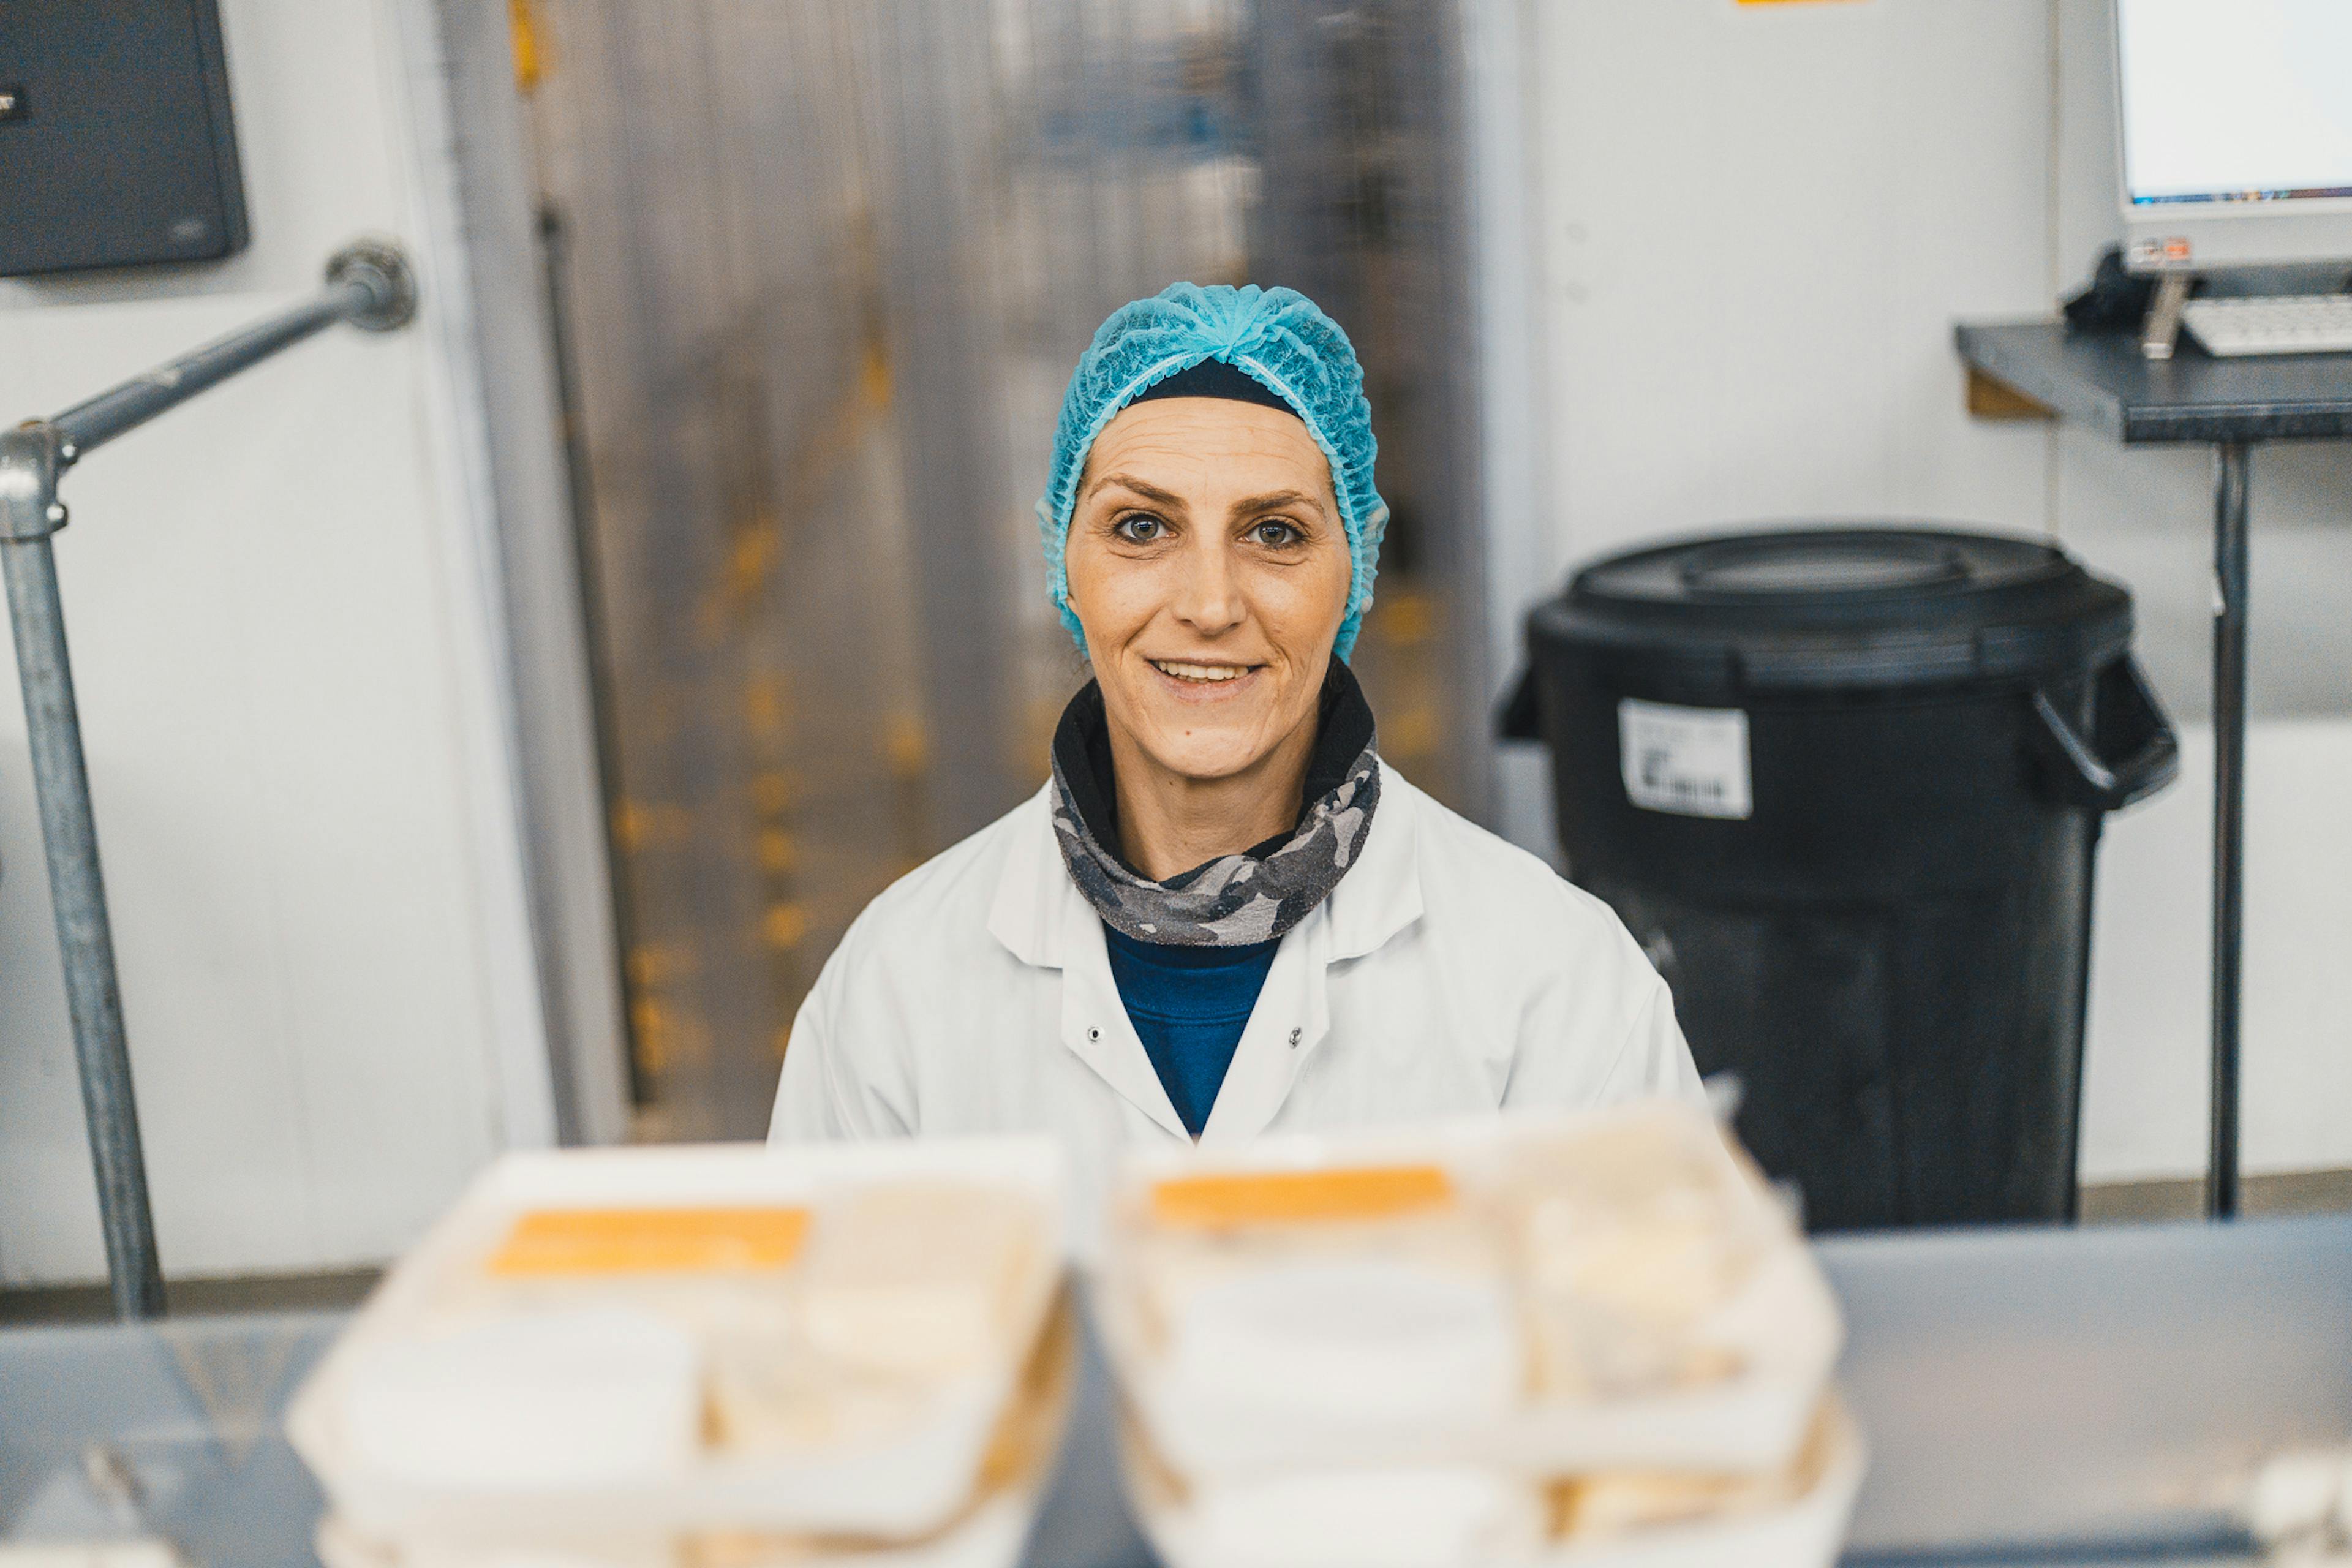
top-left (1618, 699), bottom-right (1752, 819)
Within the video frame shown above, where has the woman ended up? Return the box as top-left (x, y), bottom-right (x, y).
top-left (772, 284), bottom-right (1699, 1182)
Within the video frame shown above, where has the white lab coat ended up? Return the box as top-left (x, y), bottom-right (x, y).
top-left (771, 760), bottom-right (1703, 1193)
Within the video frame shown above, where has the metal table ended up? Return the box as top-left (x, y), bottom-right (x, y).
top-left (8, 1215), bottom-right (2348, 1567)
top-left (0, 1311), bottom-right (340, 1565)
top-left (1956, 320), bottom-right (2352, 1218)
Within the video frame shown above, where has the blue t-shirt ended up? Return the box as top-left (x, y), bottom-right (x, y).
top-left (1102, 925), bottom-right (1279, 1137)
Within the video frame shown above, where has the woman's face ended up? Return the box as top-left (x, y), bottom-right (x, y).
top-left (1064, 396), bottom-right (1352, 784)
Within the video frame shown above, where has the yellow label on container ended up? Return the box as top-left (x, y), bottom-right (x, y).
top-left (488, 1206), bottom-right (810, 1276)
top-left (1152, 1165), bottom-right (1455, 1229)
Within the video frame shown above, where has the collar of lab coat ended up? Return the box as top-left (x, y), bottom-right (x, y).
top-left (985, 758), bottom-right (1425, 1142)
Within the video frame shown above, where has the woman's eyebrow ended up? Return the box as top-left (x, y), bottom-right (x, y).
top-left (1087, 472), bottom-right (1186, 510)
top-left (1229, 488), bottom-right (1324, 518)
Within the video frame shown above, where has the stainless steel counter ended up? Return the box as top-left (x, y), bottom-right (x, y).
top-left (6, 1215), bottom-right (2348, 1566)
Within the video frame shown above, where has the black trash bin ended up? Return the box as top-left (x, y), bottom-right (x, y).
top-left (1509, 527), bottom-right (2178, 1231)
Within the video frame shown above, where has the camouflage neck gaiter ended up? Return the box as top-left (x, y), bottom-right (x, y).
top-left (1047, 663), bottom-right (1380, 948)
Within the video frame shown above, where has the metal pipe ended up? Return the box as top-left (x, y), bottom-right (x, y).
top-left (53, 239), bottom-right (417, 458)
top-left (0, 239), bottom-right (417, 1318)
top-left (0, 463), bottom-right (165, 1319)
top-left (2207, 441), bottom-right (2252, 1221)
top-left (53, 290), bottom-right (359, 458)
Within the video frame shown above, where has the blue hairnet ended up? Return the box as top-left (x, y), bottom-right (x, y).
top-left (1038, 283), bottom-right (1388, 662)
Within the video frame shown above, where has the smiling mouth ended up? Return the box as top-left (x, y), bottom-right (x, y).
top-left (1150, 658), bottom-right (1257, 685)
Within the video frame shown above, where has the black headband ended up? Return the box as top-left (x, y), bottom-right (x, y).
top-left (1126, 358), bottom-right (1301, 418)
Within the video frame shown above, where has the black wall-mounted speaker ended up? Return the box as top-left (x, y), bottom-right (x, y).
top-left (0, 0), bottom-right (251, 278)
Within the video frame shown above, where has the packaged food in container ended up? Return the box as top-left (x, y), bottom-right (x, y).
top-left (314, 1284), bottom-right (1076, 1568)
top-left (1097, 1100), bottom-right (1842, 1477)
top-left (1538, 1398), bottom-right (1865, 1568)
top-left (313, 1285), bottom-right (1076, 1568)
top-left (1125, 1395), bottom-right (1864, 1568)
top-left (289, 1137), bottom-right (1066, 1544)
top-left (1121, 1400), bottom-right (1547, 1568)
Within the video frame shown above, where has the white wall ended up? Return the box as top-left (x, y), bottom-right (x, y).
top-left (0, 0), bottom-right (559, 1283)
top-left (1512, 0), bottom-right (2352, 1183)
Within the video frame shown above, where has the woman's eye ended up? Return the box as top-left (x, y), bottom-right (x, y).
top-left (1248, 518), bottom-right (1305, 548)
top-left (1113, 513), bottom-right (1167, 543)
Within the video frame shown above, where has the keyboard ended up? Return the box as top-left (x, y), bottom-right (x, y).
top-left (2181, 293), bottom-right (2352, 357)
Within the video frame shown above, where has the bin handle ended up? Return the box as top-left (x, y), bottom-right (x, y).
top-left (1497, 666), bottom-right (1541, 741)
top-left (2031, 655), bottom-right (2179, 812)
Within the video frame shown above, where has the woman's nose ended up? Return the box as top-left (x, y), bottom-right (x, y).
top-left (1170, 534), bottom-right (1245, 634)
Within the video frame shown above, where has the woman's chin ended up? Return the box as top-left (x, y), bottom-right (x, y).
top-left (1129, 725), bottom-right (1285, 786)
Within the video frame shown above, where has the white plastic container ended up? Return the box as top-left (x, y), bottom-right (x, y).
top-left (315, 1496), bottom-right (1040, 1568)
top-left (290, 1138), bottom-right (1066, 1543)
top-left (1126, 1438), bottom-right (1547, 1568)
top-left (1099, 1102), bottom-right (1842, 1480)
top-left (1537, 1399), bottom-right (1866, 1568)
top-left (1128, 1398), bottom-right (1865, 1568)
top-left (311, 1300), bottom-right (1074, 1568)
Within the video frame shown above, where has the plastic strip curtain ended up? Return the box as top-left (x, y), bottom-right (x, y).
top-left (527, 0), bottom-right (1482, 1135)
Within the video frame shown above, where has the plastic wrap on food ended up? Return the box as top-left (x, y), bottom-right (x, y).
top-left (1504, 1105), bottom-right (1777, 1400)
top-left (1100, 1101), bottom-right (1842, 1479)
top-left (1123, 1165), bottom-right (1520, 1430)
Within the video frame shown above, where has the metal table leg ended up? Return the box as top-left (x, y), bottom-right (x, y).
top-left (2208, 442), bottom-right (2251, 1220)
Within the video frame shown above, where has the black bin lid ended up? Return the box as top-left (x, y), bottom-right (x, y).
top-left (1526, 526), bottom-right (2134, 694)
